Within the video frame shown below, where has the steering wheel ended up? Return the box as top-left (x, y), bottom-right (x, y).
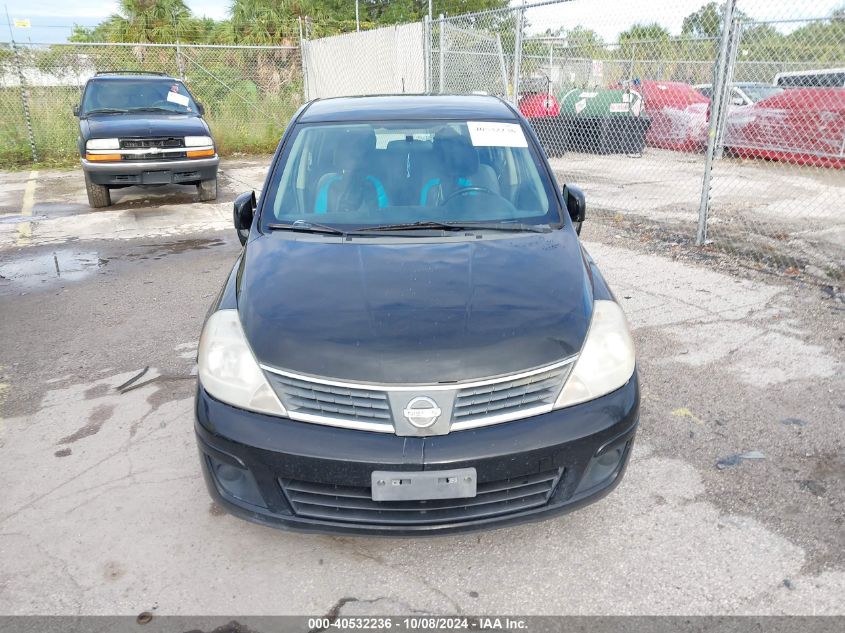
top-left (441, 186), bottom-right (517, 215)
top-left (441, 186), bottom-right (501, 205)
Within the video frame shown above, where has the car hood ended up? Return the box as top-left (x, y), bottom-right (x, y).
top-left (238, 230), bottom-right (593, 384)
top-left (81, 113), bottom-right (209, 139)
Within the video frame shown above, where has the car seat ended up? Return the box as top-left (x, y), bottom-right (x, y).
top-left (419, 128), bottom-right (500, 206)
top-left (314, 127), bottom-right (388, 214)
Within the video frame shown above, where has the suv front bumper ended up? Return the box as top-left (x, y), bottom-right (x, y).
top-left (194, 372), bottom-right (640, 536)
top-left (82, 156), bottom-right (218, 186)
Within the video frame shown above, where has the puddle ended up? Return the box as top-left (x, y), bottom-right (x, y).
top-left (0, 250), bottom-right (104, 289)
top-left (0, 214), bottom-right (48, 224)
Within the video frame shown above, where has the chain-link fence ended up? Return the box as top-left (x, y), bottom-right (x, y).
top-left (0, 0), bottom-right (842, 278)
top-left (417, 0), bottom-right (844, 280)
top-left (0, 42), bottom-right (302, 166)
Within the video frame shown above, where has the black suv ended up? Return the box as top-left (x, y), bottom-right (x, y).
top-left (74, 71), bottom-right (219, 208)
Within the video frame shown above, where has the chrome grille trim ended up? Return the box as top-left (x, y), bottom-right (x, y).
top-left (260, 356), bottom-right (576, 434)
top-left (265, 372), bottom-right (394, 433)
top-left (259, 356), bottom-right (575, 392)
top-left (451, 365), bottom-right (572, 430)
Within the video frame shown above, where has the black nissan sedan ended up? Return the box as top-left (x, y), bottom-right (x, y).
top-left (194, 95), bottom-right (639, 535)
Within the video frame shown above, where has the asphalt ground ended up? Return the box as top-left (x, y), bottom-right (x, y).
top-left (0, 160), bottom-right (843, 617)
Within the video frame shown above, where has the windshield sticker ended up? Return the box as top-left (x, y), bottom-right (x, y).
top-left (166, 91), bottom-right (189, 107)
top-left (467, 122), bottom-right (528, 148)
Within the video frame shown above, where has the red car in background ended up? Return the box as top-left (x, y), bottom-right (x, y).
top-left (724, 87), bottom-right (845, 169)
top-left (640, 80), bottom-right (709, 152)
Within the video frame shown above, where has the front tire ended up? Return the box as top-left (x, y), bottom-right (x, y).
top-left (197, 178), bottom-right (218, 202)
top-left (84, 172), bottom-right (111, 208)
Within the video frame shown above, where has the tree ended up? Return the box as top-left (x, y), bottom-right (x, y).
top-left (681, 2), bottom-right (723, 38)
top-left (681, 1), bottom-right (751, 40)
top-left (619, 23), bottom-right (671, 44)
top-left (70, 0), bottom-right (212, 43)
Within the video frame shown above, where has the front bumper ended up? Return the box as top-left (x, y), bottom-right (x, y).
top-left (82, 156), bottom-right (218, 186)
top-left (194, 374), bottom-right (639, 536)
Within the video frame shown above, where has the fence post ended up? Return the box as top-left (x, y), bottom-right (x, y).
top-left (9, 41), bottom-right (38, 163)
top-left (175, 40), bottom-right (185, 81)
top-left (298, 16), bottom-right (309, 101)
top-left (438, 14), bottom-right (445, 94)
top-left (423, 15), bottom-right (431, 93)
top-left (512, 2), bottom-right (525, 104)
top-left (496, 33), bottom-right (508, 98)
top-left (696, 0), bottom-right (736, 246)
top-left (714, 17), bottom-right (742, 159)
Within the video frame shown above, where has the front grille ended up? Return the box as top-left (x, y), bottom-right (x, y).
top-left (120, 137), bottom-right (184, 149)
top-left (267, 373), bottom-right (393, 432)
top-left (123, 152), bottom-right (187, 161)
top-left (452, 365), bottom-right (570, 429)
top-left (262, 358), bottom-right (575, 433)
top-left (281, 469), bottom-right (563, 526)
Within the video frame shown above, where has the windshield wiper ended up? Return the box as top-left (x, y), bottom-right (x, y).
top-left (84, 108), bottom-right (128, 115)
top-left (362, 220), bottom-right (552, 233)
top-left (126, 107), bottom-right (175, 113)
top-left (267, 220), bottom-right (346, 236)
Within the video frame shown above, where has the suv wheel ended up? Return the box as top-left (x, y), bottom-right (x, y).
top-left (197, 178), bottom-right (218, 202)
top-left (84, 172), bottom-right (111, 208)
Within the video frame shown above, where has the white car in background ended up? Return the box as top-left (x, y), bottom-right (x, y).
top-left (694, 82), bottom-right (783, 107)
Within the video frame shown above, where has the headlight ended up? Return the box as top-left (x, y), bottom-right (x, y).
top-left (197, 310), bottom-right (287, 417)
top-left (86, 138), bottom-right (119, 150)
top-left (554, 300), bottom-right (636, 409)
top-left (185, 135), bottom-right (213, 147)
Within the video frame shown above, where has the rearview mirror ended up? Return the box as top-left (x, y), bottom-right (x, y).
top-left (563, 185), bottom-right (586, 235)
top-left (233, 191), bottom-right (256, 246)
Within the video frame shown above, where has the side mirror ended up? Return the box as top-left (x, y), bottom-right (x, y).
top-left (196, 103), bottom-right (205, 116)
top-left (73, 105), bottom-right (80, 117)
top-left (233, 191), bottom-right (256, 246)
top-left (563, 185), bottom-right (586, 235)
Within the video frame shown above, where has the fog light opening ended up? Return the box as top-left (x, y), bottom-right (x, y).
top-left (207, 455), bottom-right (266, 508)
top-left (575, 439), bottom-right (630, 495)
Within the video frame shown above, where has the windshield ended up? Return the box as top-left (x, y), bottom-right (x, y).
top-left (81, 78), bottom-right (199, 115)
top-left (741, 85), bottom-right (783, 103)
top-left (261, 120), bottom-right (561, 230)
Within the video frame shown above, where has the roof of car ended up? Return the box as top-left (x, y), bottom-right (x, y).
top-left (90, 74), bottom-right (179, 81)
top-left (298, 95), bottom-right (519, 123)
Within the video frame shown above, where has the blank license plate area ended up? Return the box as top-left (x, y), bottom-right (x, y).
top-left (371, 468), bottom-right (477, 502)
top-left (142, 170), bottom-right (171, 184)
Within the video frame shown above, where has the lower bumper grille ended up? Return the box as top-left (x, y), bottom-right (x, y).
top-left (281, 469), bottom-right (563, 526)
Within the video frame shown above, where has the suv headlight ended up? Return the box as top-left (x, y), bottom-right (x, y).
top-left (86, 138), bottom-right (119, 150)
top-left (185, 135), bottom-right (213, 147)
top-left (197, 310), bottom-right (287, 416)
top-left (554, 300), bottom-right (636, 409)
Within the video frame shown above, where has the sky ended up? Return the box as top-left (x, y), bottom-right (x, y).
top-left (2, 0), bottom-right (842, 44)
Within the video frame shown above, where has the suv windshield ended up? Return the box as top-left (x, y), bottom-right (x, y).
top-left (81, 78), bottom-right (199, 115)
top-left (261, 120), bottom-right (561, 230)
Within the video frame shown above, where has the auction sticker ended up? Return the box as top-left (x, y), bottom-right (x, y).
top-left (467, 121), bottom-right (528, 147)
top-left (167, 91), bottom-right (190, 107)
